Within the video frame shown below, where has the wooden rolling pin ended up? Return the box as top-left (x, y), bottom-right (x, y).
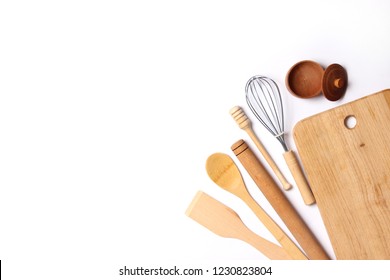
top-left (231, 139), bottom-right (330, 260)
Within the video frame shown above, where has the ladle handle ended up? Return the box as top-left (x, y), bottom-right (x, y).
top-left (232, 139), bottom-right (330, 260)
top-left (283, 150), bottom-right (315, 205)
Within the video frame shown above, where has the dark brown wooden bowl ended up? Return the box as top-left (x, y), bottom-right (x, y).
top-left (286, 60), bottom-right (324, 98)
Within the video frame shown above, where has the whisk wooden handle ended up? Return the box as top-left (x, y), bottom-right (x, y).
top-left (283, 150), bottom-right (315, 205)
top-left (232, 140), bottom-right (330, 260)
top-left (230, 106), bottom-right (292, 190)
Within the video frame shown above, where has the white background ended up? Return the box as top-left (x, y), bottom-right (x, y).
top-left (1, 0), bottom-right (390, 279)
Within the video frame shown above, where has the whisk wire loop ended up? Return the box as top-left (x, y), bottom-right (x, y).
top-left (245, 76), bottom-right (288, 151)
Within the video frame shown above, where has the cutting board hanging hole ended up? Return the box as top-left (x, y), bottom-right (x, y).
top-left (344, 115), bottom-right (357, 129)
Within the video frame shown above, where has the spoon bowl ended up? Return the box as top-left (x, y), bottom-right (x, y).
top-left (206, 153), bottom-right (246, 196)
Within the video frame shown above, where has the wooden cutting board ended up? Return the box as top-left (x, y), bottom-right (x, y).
top-left (293, 89), bottom-right (390, 260)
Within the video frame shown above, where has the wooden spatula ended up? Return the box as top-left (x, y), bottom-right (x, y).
top-left (206, 153), bottom-right (307, 260)
top-left (186, 191), bottom-right (292, 260)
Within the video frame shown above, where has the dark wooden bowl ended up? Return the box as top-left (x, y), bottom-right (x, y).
top-left (286, 60), bottom-right (324, 98)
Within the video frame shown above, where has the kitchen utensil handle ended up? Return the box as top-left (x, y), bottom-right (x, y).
top-left (246, 128), bottom-right (292, 190)
top-left (232, 139), bottom-right (330, 260)
top-left (244, 195), bottom-right (308, 260)
top-left (230, 106), bottom-right (292, 190)
top-left (283, 150), bottom-right (315, 205)
top-left (241, 227), bottom-right (293, 260)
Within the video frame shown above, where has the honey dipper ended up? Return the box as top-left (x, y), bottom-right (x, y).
top-left (230, 106), bottom-right (292, 190)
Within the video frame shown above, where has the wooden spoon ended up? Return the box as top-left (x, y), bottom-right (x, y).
top-left (186, 191), bottom-right (292, 260)
top-left (206, 153), bottom-right (307, 260)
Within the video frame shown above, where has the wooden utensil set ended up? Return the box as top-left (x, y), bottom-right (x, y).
top-left (186, 62), bottom-right (390, 260)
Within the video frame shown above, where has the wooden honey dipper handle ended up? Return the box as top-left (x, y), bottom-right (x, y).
top-left (231, 139), bottom-right (330, 260)
top-left (230, 106), bottom-right (292, 190)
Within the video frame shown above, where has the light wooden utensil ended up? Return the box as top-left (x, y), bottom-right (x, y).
top-left (206, 153), bottom-right (308, 260)
top-left (294, 89), bottom-right (390, 259)
top-left (230, 106), bottom-right (292, 190)
top-left (232, 139), bottom-right (330, 260)
top-left (185, 191), bottom-right (292, 260)
top-left (245, 75), bottom-right (315, 205)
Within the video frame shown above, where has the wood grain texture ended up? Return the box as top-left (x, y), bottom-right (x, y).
top-left (232, 140), bottom-right (329, 260)
top-left (293, 89), bottom-right (390, 259)
top-left (186, 191), bottom-right (292, 260)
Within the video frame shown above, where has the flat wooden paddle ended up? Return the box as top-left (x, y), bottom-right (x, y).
top-left (206, 153), bottom-right (308, 260)
top-left (186, 191), bottom-right (292, 260)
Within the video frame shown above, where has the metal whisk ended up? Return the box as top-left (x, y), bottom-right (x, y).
top-left (245, 76), bottom-right (288, 151)
top-left (245, 75), bottom-right (315, 205)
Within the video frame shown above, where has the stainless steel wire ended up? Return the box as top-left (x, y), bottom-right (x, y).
top-left (245, 75), bottom-right (288, 152)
